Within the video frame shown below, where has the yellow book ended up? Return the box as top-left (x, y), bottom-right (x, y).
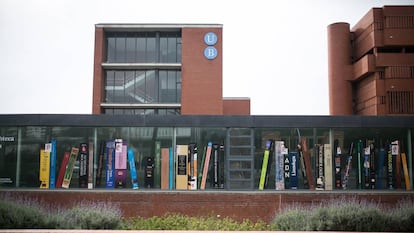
top-left (401, 152), bottom-right (411, 190)
top-left (39, 148), bottom-right (50, 189)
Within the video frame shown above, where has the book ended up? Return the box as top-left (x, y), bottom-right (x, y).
top-left (176, 145), bottom-right (188, 190)
top-left (114, 139), bottom-right (127, 188)
top-left (275, 141), bottom-right (285, 190)
top-left (127, 148), bottom-right (139, 189)
top-left (62, 147), bottom-right (79, 189)
top-left (324, 144), bottom-right (332, 191)
top-left (316, 144), bottom-right (325, 190)
top-left (289, 151), bottom-right (299, 189)
top-left (259, 140), bottom-right (272, 190)
top-left (155, 141), bottom-right (161, 188)
top-left (169, 147), bottom-right (174, 190)
top-left (79, 143), bottom-right (88, 188)
top-left (56, 152), bottom-right (70, 188)
top-left (161, 148), bottom-right (170, 189)
top-left (188, 143), bottom-right (197, 190)
top-left (39, 145), bottom-right (51, 189)
top-left (200, 142), bottom-right (213, 190)
top-left (106, 140), bottom-right (115, 189)
top-left (95, 141), bottom-right (105, 187)
top-left (88, 142), bottom-right (94, 189)
top-left (49, 139), bottom-right (57, 189)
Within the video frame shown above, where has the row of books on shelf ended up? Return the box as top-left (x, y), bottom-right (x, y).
top-left (39, 139), bottom-right (224, 190)
top-left (260, 138), bottom-right (411, 190)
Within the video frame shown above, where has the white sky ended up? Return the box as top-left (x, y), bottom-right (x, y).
top-left (0, 0), bottom-right (413, 115)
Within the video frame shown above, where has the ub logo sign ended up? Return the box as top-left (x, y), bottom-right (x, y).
top-left (203, 32), bottom-right (218, 60)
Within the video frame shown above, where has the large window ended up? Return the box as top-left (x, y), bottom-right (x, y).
top-left (106, 32), bottom-right (181, 63)
top-left (104, 31), bottom-right (182, 115)
top-left (105, 70), bottom-right (181, 104)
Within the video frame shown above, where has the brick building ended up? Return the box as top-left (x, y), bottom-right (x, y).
top-left (92, 24), bottom-right (250, 115)
top-left (328, 5), bottom-right (414, 115)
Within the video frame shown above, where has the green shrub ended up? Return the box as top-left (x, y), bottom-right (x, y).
top-left (0, 195), bottom-right (121, 230)
top-left (121, 213), bottom-right (269, 231)
top-left (56, 201), bottom-right (122, 229)
top-left (0, 197), bottom-right (49, 229)
top-left (272, 197), bottom-right (414, 232)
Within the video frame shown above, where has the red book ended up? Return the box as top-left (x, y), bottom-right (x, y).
top-left (56, 152), bottom-right (70, 188)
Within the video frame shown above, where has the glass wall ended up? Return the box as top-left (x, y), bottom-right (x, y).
top-left (106, 31), bottom-right (181, 63)
top-left (103, 31), bottom-right (182, 115)
top-left (0, 125), bottom-right (412, 191)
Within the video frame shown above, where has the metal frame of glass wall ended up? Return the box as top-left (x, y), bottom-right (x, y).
top-left (0, 114), bottom-right (413, 191)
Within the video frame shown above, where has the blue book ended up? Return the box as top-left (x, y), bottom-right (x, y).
top-left (127, 148), bottom-right (139, 189)
top-left (169, 147), bottom-right (173, 190)
top-left (106, 140), bottom-right (115, 189)
top-left (289, 152), bottom-right (299, 189)
top-left (49, 139), bottom-right (57, 189)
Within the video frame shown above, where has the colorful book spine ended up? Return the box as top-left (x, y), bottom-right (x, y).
top-left (106, 140), bottom-right (115, 189)
top-left (356, 140), bottom-right (363, 189)
top-left (161, 148), bottom-right (170, 189)
top-left (62, 147), bottom-right (79, 189)
top-left (395, 141), bottom-right (402, 189)
top-left (56, 152), bottom-right (70, 188)
top-left (316, 144), bottom-right (325, 190)
top-left (49, 139), bottom-right (57, 189)
top-left (301, 138), bottom-right (315, 190)
top-left (176, 145), bottom-right (188, 190)
top-left (88, 142), bottom-right (94, 189)
top-left (401, 152), bottom-right (411, 190)
top-left (155, 141), bottom-right (161, 188)
top-left (169, 147), bottom-right (174, 190)
top-left (259, 140), bottom-right (272, 190)
top-left (200, 142), bottom-right (213, 190)
top-left (79, 143), bottom-right (89, 188)
top-left (127, 148), bottom-right (139, 189)
top-left (144, 157), bottom-right (154, 188)
top-left (342, 142), bottom-right (354, 189)
top-left (219, 144), bottom-right (225, 188)
top-left (363, 145), bottom-right (370, 189)
top-left (275, 141), bottom-right (285, 190)
top-left (377, 147), bottom-right (386, 189)
top-left (334, 140), bottom-right (342, 189)
top-left (283, 150), bottom-right (290, 189)
top-left (115, 139), bottom-right (127, 188)
top-left (188, 143), bottom-right (197, 190)
top-left (39, 145), bottom-right (51, 189)
top-left (95, 141), bottom-right (105, 187)
top-left (212, 144), bottom-right (220, 188)
top-left (198, 146), bottom-right (207, 189)
top-left (324, 144), bottom-right (332, 191)
top-left (289, 151), bottom-right (298, 189)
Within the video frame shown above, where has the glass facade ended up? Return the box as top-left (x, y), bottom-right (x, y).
top-left (103, 31), bottom-right (182, 115)
top-left (0, 115), bottom-right (412, 191)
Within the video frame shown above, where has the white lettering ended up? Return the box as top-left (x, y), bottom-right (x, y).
top-left (0, 136), bottom-right (15, 142)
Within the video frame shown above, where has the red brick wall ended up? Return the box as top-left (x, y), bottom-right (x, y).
top-left (223, 98), bottom-right (250, 115)
top-left (92, 27), bottom-right (105, 114)
top-left (3, 190), bottom-right (413, 223)
top-left (181, 27), bottom-right (223, 115)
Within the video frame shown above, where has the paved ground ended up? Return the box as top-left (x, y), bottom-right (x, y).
top-left (0, 231), bottom-right (390, 233)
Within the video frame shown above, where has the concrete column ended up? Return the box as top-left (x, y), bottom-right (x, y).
top-left (327, 23), bottom-right (354, 115)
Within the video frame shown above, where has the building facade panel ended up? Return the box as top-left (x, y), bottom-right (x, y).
top-left (329, 5), bottom-right (414, 116)
top-left (92, 27), bottom-right (105, 114)
top-left (222, 98), bottom-right (251, 115)
top-left (181, 27), bottom-right (223, 115)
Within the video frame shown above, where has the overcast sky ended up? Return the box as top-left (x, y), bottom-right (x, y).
top-left (1, 0), bottom-right (413, 115)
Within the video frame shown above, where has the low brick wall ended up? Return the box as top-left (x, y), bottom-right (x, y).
top-left (1, 189), bottom-right (413, 222)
